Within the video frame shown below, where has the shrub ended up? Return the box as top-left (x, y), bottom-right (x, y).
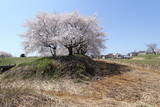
top-left (20, 54), bottom-right (26, 57)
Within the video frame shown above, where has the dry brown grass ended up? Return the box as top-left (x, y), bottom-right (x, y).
top-left (0, 86), bottom-right (55, 107)
top-left (0, 60), bottom-right (160, 107)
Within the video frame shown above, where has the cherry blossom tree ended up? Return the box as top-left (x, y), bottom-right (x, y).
top-left (58, 11), bottom-right (106, 55)
top-left (20, 12), bottom-right (60, 56)
top-left (146, 43), bottom-right (157, 55)
top-left (20, 11), bottom-right (106, 56)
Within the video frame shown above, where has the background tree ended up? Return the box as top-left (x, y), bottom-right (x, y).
top-left (0, 51), bottom-right (12, 58)
top-left (20, 53), bottom-right (26, 57)
top-left (146, 43), bottom-right (157, 55)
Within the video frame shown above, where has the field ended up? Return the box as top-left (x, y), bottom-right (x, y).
top-left (112, 54), bottom-right (160, 64)
top-left (105, 54), bottom-right (160, 72)
top-left (0, 55), bottom-right (160, 106)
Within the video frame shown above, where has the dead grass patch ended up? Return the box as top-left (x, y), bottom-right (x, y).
top-left (0, 86), bottom-right (55, 107)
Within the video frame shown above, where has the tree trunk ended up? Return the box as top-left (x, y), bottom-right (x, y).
top-left (53, 49), bottom-right (56, 56)
top-left (76, 48), bottom-right (80, 54)
top-left (153, 51), bottom-right (156, 55)
top-left (50, 47), bottom-right (56, 57)
top-left (68, 47), bottom-right (73, 55)
top-left (152, 49), bottom-right (156, 55)
top-left (81, 49), bottom-right (87, 55)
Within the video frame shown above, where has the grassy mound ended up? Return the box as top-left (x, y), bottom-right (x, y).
top-left (2, 55), bottom-right (97, 81)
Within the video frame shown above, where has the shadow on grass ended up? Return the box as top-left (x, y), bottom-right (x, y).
top-left (95, 60), bottom-right (131, 77)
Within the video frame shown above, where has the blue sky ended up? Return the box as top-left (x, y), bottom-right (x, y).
top-left (0, 0), bottom-right (160, 56)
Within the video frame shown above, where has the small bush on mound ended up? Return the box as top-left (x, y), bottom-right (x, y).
top-left (20, 53), bottom-right (26, 57)
top-left (3, 55), bottom-right (97, 81)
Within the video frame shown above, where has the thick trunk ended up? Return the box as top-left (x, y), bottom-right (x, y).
top-left (68, 48), bottom-right (73, 55)
top-left (76, 48), bottom-right (80, 54)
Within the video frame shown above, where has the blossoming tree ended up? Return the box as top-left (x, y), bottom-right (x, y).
top-left (20, 11), bottom-right (106, 56)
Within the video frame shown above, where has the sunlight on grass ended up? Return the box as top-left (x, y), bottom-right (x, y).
top-left (0, 57), bottom-right (40, 66)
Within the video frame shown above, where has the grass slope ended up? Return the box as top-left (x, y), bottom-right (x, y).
top-left (2, 55), bottom-right (97, 81)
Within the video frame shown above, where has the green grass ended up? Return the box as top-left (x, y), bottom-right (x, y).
top-left (135, 54), bottom-right (160, 59)
top-left (0, 57), bottom-right (40, 66)
top-left (18, 57), bottom-right (53, 70)
top-left (106, 54), bottom-right (160, 69)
